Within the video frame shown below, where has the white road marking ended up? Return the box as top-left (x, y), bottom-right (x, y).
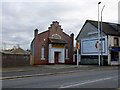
top-left (59, 77), bottom-right (115, 88)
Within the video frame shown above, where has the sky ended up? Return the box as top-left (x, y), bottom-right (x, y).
top-left (1, 0), bottom-right (119, 50)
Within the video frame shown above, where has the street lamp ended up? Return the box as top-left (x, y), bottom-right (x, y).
top-left (98, 2), bottom-right (101, 66)
top-left (76, 41), bottom-right (79, 67)
top-left (100, 5), bottom-right (105, 66)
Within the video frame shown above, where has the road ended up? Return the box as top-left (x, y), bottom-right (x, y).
top-left (2, 67), bottom-right (119, 88)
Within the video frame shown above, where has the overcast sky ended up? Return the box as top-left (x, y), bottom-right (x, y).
top-left (1, 0), bottom-right (119, 50)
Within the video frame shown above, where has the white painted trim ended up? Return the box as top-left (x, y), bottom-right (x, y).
top-left (88, 31), bottom-right (98, 35)
top-left (49, 44), bottom-right (65, 63)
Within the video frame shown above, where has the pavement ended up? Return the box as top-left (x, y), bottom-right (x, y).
top-left (1, 64), bottom-right (119, 80)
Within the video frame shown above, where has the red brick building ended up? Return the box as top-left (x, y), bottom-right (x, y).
top-left (31, 21), bottom-right (74, 65)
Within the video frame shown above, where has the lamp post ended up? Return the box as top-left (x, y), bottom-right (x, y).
top-left (76, 41), bottom-right (79, 67)
top-left (100, 5), bottom-right (105, 66)
top-left (98, 2), bottom-right (101, 66)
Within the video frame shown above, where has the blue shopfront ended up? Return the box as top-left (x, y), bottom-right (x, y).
top-left (110, 47), bottom-right (120, 65)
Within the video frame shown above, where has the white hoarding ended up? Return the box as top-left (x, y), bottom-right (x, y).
top-left (81, 37), bottom-right (107, 55)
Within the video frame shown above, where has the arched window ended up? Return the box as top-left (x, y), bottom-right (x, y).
top-left (52, 34), bottom-right (61, 39)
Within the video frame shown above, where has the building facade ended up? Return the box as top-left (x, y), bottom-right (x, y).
top-left (31, 21), bottom-right (74, 65)
top-left (76, 20), bottom-right (120, 65)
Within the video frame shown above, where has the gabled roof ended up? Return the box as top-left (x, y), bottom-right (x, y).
top-left (76, 20), bottom-right (120, 40)
top-left (2, 47), bottom-right (30, 54)
top-left (89, 20), bottom-right (120, 36)
top-left (1, 50), bottom-right (12, 54)
top-left (11, 47), bottom-right (29, 54)
top-left (38, 30), bottom-right (48, 36)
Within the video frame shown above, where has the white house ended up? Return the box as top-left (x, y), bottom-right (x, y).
top-left (76, 20), bottom-right (120, 65)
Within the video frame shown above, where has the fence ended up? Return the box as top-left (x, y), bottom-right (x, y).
top-left (2, 53), bottom-right (30, 67)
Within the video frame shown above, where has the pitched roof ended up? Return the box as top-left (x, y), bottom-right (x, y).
top-left (11, 47), bottom-right (29, 54)
top-left (88, 20), bottom-right (120, 36)
top-left (76, 20), bottom-right (120, 40)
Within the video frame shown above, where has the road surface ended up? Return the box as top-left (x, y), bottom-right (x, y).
top-left (2, 67), bottom-right (119, 88)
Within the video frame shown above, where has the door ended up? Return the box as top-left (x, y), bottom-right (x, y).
top-left (111, 51), bottom-right (119, 61)
top-left (54, 52), bottom-right (59, 64)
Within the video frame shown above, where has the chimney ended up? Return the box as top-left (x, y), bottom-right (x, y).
top-left (34, 29), bottom-right (38, 38)
top-left (70, 33), bottom-right (74, 39)
top-left (71, 33), bottom-right (74, 45)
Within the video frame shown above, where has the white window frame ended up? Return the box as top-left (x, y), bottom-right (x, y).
top-left (41, 46), bottom-right (45, 60)
top-left (65, 48), bottom-right (69, 60)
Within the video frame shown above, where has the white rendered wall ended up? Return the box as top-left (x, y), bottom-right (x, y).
top-left (49, 44), bottom-right (65, 63)
top-left (108, 35), bottom-right (120, 65)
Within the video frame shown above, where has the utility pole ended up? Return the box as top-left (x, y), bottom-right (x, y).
top-left (98, 2), bottom-right (101, 66)
top-left (76, 41), bottom-right (79, 67)
top-left (101, 5), bottom-right (105, 66)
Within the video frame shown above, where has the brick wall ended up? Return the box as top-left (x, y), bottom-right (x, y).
top-left (33, 21), bottom-right (74, 65)
top-left (34, 29), bottom-right (49, 65)
top-left (48, 21), bottom-right (74, 64)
